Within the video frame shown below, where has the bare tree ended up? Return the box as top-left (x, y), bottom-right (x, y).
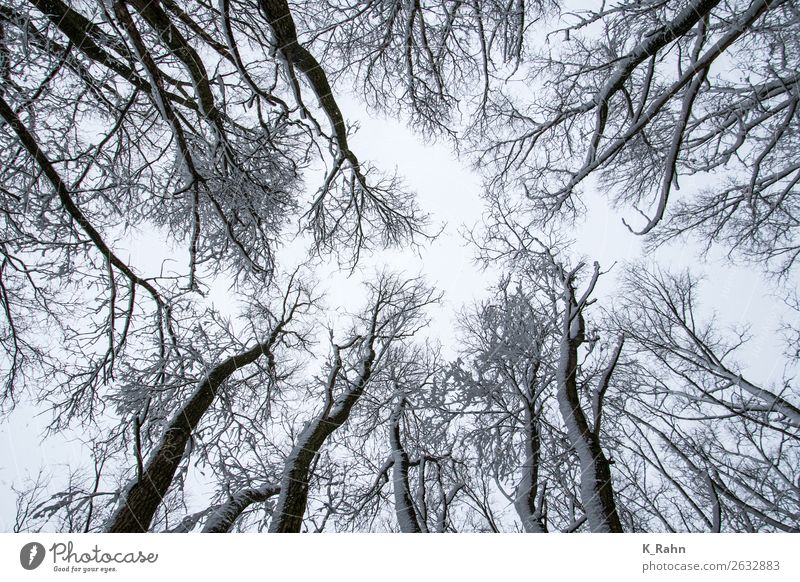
top-left (382, 349), bottom-right (465, 533)
top-left (0, 0), bottom-right (430, 416)
top-left (105, 276), bottom-right (314, 532)
top-left (268, 273), bottom-right (439, 532)
top-left (452, 278), bottom-right (555, 532)
top-left (612, 265), bottom-right (800, 531)
top-left (466, 0), bottom-right (800, 275)
top-left (466, 202), bottom-right (629, 532)
top-left (300, 0), bottom-right (553, 134)
top-left (615, 267), bottom-right (800, 429)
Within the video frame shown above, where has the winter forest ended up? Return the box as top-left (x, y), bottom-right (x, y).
top-left (0, 0), bottom-right (799, 534)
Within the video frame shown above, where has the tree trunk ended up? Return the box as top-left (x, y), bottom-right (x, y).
top-left (514, 404), bottom-right (547, 532)
top-left (269, 342), bottom-right (375, 532)
top-left (556, 281), bottom-right (623, 533)
top-left (107, 340), bottom-right (276, 532)
top-left (389, 399), bottom-right (422, 532)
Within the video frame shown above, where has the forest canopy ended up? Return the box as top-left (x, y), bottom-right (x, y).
top-left (1, 0), bottom-right (798, 533)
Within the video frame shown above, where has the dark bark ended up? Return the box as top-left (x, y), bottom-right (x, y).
top-left (25, 0), bottom-right (198, 111)
top-left (127, 0), bottom-right (221, 125)
top-left (514, 403), bottom-right (547, 533)
top-left (269, 340), bottom-right (376, 532)
top-left (0, 94), bottom-right (164, 306)
top-left (107, 335), bottom-right (281, 532)
top-left (258, 0), bottom-right (352, 158)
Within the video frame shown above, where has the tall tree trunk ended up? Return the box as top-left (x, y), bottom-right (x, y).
top-left (267, 417), bottom-right (338, 533)
top-left (556, 269), bottom-right (623, 533)
top-left (514, 403), bottom-right (547, 532)
top-left (269, 340), bottom-right (376, 532)
top-left (389, 398), bottom-right (422, 532)
top-left (107, 338), bottom-right (280, 532)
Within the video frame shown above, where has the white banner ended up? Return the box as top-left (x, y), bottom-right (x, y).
top-left (1, 534), bottom-right (798, 582)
